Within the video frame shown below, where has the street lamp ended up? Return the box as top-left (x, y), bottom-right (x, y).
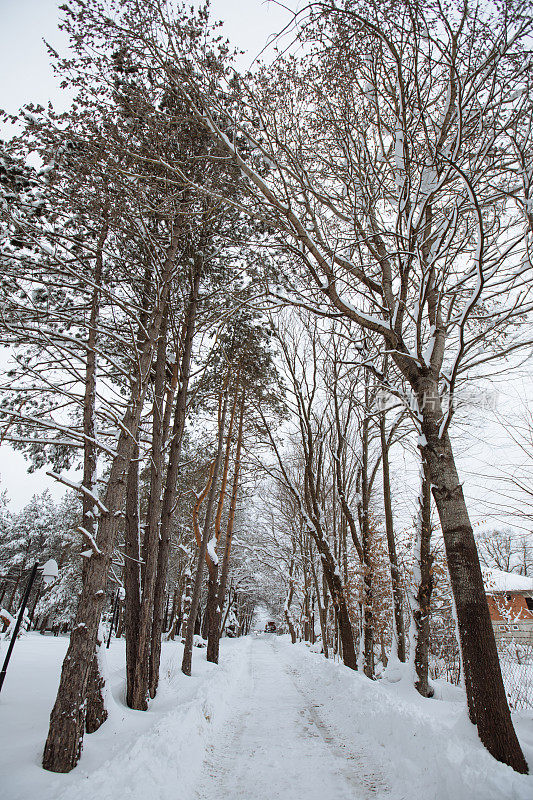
top-left (0, 560), bottom-right (59, 694)
top-left (41, 559), bottom-right (59, 586)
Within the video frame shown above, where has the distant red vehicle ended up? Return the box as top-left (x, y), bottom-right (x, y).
top-left (264, 621), bottom-right (277, 633)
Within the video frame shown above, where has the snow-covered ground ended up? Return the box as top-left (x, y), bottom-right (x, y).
top-left (1, 633), bottom-right (533, 800)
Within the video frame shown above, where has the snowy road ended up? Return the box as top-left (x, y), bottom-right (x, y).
top-left (2, 634), bottom-right (533, 800)
top-left (194, 636), bottom-right (388, 800)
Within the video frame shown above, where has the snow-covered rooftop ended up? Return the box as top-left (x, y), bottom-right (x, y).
top-left (482, 568), bottom-right (533, 593)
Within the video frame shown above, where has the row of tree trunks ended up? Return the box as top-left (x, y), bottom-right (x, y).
top-left (121, 263), bottom-right (200, 707)
top-left (128, 308), bottom-right (169, 710)
top-left (42, 237), bottom-right (178, 774)
top-left (259, 392), bottom-right (358, 670)
top-left (123, 261), bottom-right (156, 710)
top-left (205, 385), bottom-right (241, 663)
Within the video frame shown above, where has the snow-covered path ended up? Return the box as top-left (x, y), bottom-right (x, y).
top-left (2, 633), bottom-right (533, 800)
top-left (194, 636), bottom-right (387, 800)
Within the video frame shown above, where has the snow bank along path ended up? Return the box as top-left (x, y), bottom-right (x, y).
top-left (0, 633), bottom-right (251, 800)
top-left (1, 633), bottom-right (533, 800)
top-left (195, 636), bottom-right (533, 800)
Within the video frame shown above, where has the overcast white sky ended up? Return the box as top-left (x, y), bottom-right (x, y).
top-left (0, 0), bottom-right (532, 535)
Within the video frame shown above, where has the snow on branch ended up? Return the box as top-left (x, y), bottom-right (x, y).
top-left (46, 471), bottom-right (109, 514)
top-left (76, 527), bottom-right (102, 557)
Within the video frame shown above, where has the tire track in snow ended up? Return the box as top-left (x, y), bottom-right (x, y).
top-left (284, 661), bottom-right (390, 799)
top-left (192, 637), bottom-right (390, 800)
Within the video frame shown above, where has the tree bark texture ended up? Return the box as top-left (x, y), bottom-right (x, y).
top-left (206, 385), bottom-right (240, 663)
top-left (129, 309), bottom-right (168, 710)
top-left (412, 458), bottom-right (434, 697)
top-left (149, 265), bottom-right (201, 697)
top-left (418, 378), bottom-right (528, 773)
top-left (124, 451), bottom-right (141, 709)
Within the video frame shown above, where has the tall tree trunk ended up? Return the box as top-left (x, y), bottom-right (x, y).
top-left (167, 578), bottom-right (183, 641)
top-left (82, 218), bottom-right (108, 733)
top-left (124, 450), bottom-right (141, 708)
top-left (206, 387), bottom-right (241, 663)
top-left (360, 404), bottom-right (374, 679)
top-left (418, 377), bottom-right (528, 773)
top-left (313, 531), bottom-right (356, 669)
top-left (166, 587), bottom-right (179, 637)
top-left (129, 308), bottom-right (168, 710)
top-left (148, 265), bottom-right (201, 697)
top-left (379, 411), bottom-right (406, 662)
top-left (284, 540), bottom-right (298, 644)
top-left (181, 388), bottom-right (229, 676)
top-left (42, 238), bottom-right (177, 774)
top-left (411, 458), bottom-right (434, 697)
top-left (309, 543), bottom-right (328, 657)
top-left (180, 571), bottom-right (192, 642)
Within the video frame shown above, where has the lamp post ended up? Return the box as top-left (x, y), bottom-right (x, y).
top-left (0, 559), bottom-right (58, 694)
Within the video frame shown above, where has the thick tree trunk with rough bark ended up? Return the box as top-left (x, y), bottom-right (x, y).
top-left (418, 378), bottom-right (528, 773)
top-left (42, 399), bottom-right (153, 771)
top-left (85, 636), bottom-right (107, 733)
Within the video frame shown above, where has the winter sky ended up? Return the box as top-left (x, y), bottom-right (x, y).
top-left (1, 0), bottom-right (532, 533)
